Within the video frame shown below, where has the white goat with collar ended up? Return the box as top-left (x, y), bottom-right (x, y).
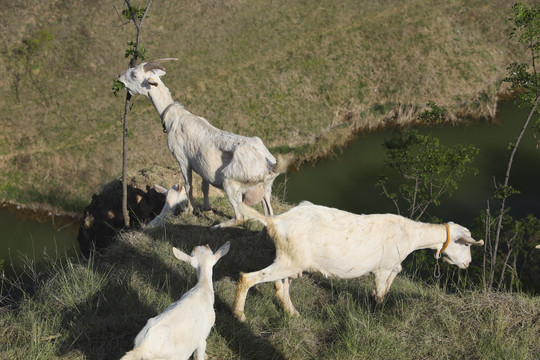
top-left (121, 241), bottom-right (230, 360)
top-left (117, 60), bottom-right (288, 228)
top-left (232, 202), bottom-right (484, 321)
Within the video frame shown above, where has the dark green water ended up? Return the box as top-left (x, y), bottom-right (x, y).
top-left (0, 206), bottom-right (80, 276)
top-left (275, 101), bottom-right (540, 224)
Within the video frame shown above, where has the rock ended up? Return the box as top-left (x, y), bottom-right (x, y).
top-left (76, 166), bottom-right (226, 257)
top-left (77, 177), bottom-right (167, 257)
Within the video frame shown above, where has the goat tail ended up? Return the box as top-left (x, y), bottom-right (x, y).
top-left (237, 202), bottom-right (271, 227)
top-left (272, 154), bottom-right (293, 175)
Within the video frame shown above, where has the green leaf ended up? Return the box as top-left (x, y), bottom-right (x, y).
top-left (112, 78), bottom-right (125, 97)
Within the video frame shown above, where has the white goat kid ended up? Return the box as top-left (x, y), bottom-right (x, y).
top-left (121, 241), bottom-right (230, 360)
top-left (147, 184), bottom-right (188, 228)
top-left (233, 202), bottom-right (484, 321)
top-left (117, 60), bottom-right (288, 228)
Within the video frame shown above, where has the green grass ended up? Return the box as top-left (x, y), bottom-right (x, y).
top-left (1, 197), bottom-right (539, 359)
top-left (0, 0), bottom-right (528, 212)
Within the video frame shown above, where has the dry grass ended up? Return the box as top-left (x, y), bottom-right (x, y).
top-left (0, 0), bottom-right (527, 211)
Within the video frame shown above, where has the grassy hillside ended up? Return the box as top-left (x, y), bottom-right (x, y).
top-left (0, 0), bottom-right (528, 212)
top-left (1, 196), bottom-right (539, 359)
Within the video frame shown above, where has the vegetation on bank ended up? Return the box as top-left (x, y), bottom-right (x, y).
top-left (1, 197), bottom-right (539, 360)
top-left (0, 0), bottom-right (529, 211)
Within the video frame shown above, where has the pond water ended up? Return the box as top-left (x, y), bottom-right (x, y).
top-left (275, 101), bottom-right (540, 224)
top-left (0, 206), bottom-right (80, 276)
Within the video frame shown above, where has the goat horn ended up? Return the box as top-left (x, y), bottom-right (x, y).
top-left (143, 62), bottom-right (166, 72)
top-left (153, 58), bottom-right (179, 63)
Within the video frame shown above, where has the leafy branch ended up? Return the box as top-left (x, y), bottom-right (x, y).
top-left (485, 2), bottom-right (540, 291)
top-left (114, 0), bottom-right (153, 227)
top-left (377, 102), bottom-right (478, 221)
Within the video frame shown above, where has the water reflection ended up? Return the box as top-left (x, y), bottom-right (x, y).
top-left (0, 206), bottom-right (79, 276)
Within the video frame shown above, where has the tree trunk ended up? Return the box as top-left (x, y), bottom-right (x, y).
top-left (120, 0), bottom-right (153, 227)
top-left (488, 96), bottom-right (539, 290)
top-left (122, 93), bottom-right (132, 227)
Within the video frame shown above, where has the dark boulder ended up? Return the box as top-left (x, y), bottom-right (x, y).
top-left (77, 179), bottom-right (165, 257)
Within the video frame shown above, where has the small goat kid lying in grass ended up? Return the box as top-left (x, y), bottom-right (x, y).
top-left (233, 202), bottom-right (484, 321)
top-left (147, 184), bottom-right (188, 228)
top-left (121, 241), bottom-right (230, 360)
top-left (117, 60), bottom-right (289, 228)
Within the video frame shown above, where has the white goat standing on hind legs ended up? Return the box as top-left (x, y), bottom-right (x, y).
top-left (232, 202), bottom-right (484, 321)
top-left (120, 241), bottom-right (230, 360)
top-left (117, 59), bottom-right (289, 228)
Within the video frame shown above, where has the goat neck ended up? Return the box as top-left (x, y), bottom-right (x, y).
top-left (147, 82), bottom-right (189, 133)
top-left (411, 222), bottom-right (448, 252)
top-left (194, 261), bottom-right (216, 296)
top-left (146, 81), bottom-right (175, 119)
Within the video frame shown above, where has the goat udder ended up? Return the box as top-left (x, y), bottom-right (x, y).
top-left (242, 184), bottom-right (264, 206)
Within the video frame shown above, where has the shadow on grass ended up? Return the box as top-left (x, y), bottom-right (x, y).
top-left (54, 222), bottom-right (285, 360)
top-left (214, 294), bottom-right (288, 360)
top-left (307, 273), bottom-right (429, 314)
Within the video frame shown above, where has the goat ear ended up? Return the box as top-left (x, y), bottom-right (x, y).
top-left (173, 247), bottom-right (192, 264)
top-left (154, 184), bottom-right (167, 194)
top-left (215, 241), bottom-right (230, 260)
top-left (149, 68), bottom-right (166, 78)
top-left (457, 236), bottom-right (484, 246)
top-left (148, 78), bottom-right (159, 87)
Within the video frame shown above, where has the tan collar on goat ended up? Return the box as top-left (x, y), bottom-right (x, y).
top-left (438, 223), bottom-right (451, 256)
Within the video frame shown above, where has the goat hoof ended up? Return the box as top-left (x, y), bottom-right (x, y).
top-left (370, 290), bottom-right (384, 304)
top-left (212, 219), bottom-right (240, 229)
top-left (234, 312), bottom-right (247, 322)
top-left (288, 309), bottom-right (300, 318)
top-left (372, 296), bottom-right (384, 305)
